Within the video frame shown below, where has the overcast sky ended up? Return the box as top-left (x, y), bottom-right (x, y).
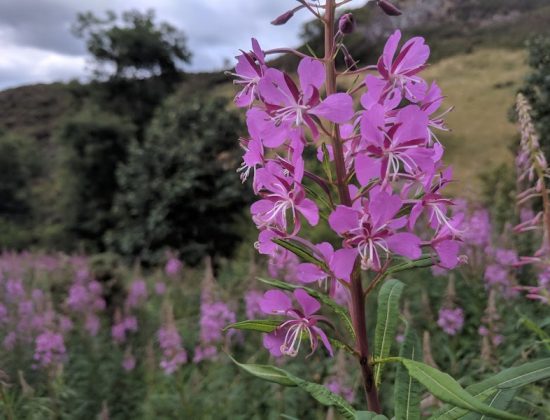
top-left (0, 0), bottom-right (330, 90)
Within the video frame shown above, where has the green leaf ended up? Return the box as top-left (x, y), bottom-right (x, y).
top-left (355, 411), bottom-right (389, 420)
top-left (374, 279), bottom-right (405, 386)
top-left (223, 319), bottom-right (281, 333)
top-left (387, 256), bottom-right (435, 276)
top-left (229, 356), bottom-right (356, 419)
top-left (286, 372), bottom-right (356, 419)
top-left (399, 359), bottom-right (524, 420)
top-left (517, 313), bottom-right (550, 351)
top-left (461, 389), bottom-right (517, 420)
top-left (394, 327), bottom-right (422, 420)
top-left (272, 238), bottom-right (329, 271)
top-left (258, 277), bottom-right (355, 339)
top-left (229, 357), bottom-right (297, 387)
top-left (434, 358), bottom-right (550, 419)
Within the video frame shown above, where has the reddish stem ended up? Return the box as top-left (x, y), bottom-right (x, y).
top-left (323, 0), bottom-right (382, 413)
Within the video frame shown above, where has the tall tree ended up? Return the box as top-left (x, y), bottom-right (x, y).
top-left (522, 35), bottom-right (550, 157)
top-left (72, 9), bottom-right (192, 134)
top-left (108, 95), bottom-right (250, 265)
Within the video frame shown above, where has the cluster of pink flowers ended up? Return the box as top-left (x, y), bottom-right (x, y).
top-left (194, 295), bottom-right (237, 363)
top-left (436, 307), bottom-right (464, 336)
top-left (232, 28), bottom-right (459, 357)
top-left (33, 330), bottom-right (66, 369)
top-left (0, 253), bottom-right (81, 369)
top-left (158, 325), bottom-right (188, 375)
top-left (0, 252), bottom-right (237, 377)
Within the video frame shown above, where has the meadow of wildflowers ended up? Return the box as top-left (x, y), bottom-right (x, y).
top-left (0, 1), bottom-right (549, 419)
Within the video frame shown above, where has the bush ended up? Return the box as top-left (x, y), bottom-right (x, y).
top-left (108, 95), bottom-right (250, 265)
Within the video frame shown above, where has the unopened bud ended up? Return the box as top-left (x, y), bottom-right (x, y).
top-left (271, 9), bottom-right (295, 26)
top-left (377, 0), bottom-right (402, 16)
top-left (338, 13), bottom-right (356, 35)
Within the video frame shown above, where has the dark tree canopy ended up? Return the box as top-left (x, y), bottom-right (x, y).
top-left (107, 95), bottom-right (250, 265)
top-left (72, 9), bottom-right (191, 80)
top-left (522, 35), bottom-right (550, 157)
top-left (57, 110), bottom-right (136, 250)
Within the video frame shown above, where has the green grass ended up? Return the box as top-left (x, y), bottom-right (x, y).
top-left (424, 48), bottom-right (527, 195)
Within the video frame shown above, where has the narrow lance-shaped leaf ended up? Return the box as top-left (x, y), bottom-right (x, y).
top-left (461, 388), bottom-right (517, 420)
top-left (433, 358), bottom-right (550, 419)
top-left (273, 238), bottom-right (329, 271)
top-left (399, 358), bottom-right (524, 420)
top-left (229, 357), bottom-right (356, 419)
top-left (394, 326), bottom-right (422, 420)
top-left (229, 356), bottom-right (296, 387)
top-left (374, 279), bottom-right (405, 386)
top-left (224, 319), bottom-right (281, 333)
top-left (355, 411), bottom-right (390, 420)
top-left (286, 372), bottom-right (356, 420)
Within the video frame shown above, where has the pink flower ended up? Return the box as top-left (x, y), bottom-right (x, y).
top-left (252, 57), bottom-right (353, 146)
top-left (376, 30), bottom-right (429, 101)
top-left (122, 350), bottom-right (136, 372)
top-left (260, 289), bottom-right (333, 357)
top-left (329, 190), bottom-right (421, 270)
top-left (158, 326), bottom-right (188, 374)
top-left (154, 281), bottom-right (167, 295)
top-left (126, 280), bottom-right (147, 308)
top-left (296, 242), bottom-right (357, 293)
top-left (251, 163), bottom-right (318, 235)
top-left (355, 104), bottom-right (435, 186)
top-left (437, 307), bottom-right (464, 336)
top-left (165, 255), bottom-right (183, 278)
top-left (34, 331), bottom-right (66, 368)
top-left (232, 38), bottom-right (266, 107)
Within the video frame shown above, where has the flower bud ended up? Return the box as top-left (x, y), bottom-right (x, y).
top-left (271, 9), bottom-right (295, 26)
top-left (338, 13), bottom-right (355, 35)
top-left (377, 0), bottom-right (402, 16)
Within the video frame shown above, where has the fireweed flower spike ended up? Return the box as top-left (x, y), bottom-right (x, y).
top-left (230, 2), bottom-right (459, 412)
top-left (259, 289), bottom-right (333, 357)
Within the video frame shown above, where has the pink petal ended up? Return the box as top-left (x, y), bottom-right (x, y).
top-left (387, 233), bottom-right (422, 260)
top-left (316, 242), bottom-right (335, 262)
top-left (434, 240), bottom-right (459, 269)
top-left (258, 68), bottom-right (290, 106)
top-left (294, 289), bottom-right (320, 317)
top-left (259, 290), bottom-right (292, 315)
top-left (330, 248), bottom-right (357, 282)
top-left (360, 104), bottom-right (385, 145)
top-left (329, 206), bottom-right (358, 235)
top-left (298, 198), bottom-right (319, 226)
top-left (297, 263), bottom-right (326, 283)
top-left (382, 30), bottom-right (401, 73)
top-left (395, 37), bottom-right (429, 75)
top-left (310, 93), bottom-right (354, 123)
top-left (355, 154), bottom-right (381, 186)
top-left (263, 330), bottom-right (284, 357)
top-left (298, 57), bottom-right (325, 91)
top-left (312, 326), bottom-right (333, 357)
top-left (257, 230), bottom-right (279, 255)
top-left (369, 190), bottom-right (402, 227)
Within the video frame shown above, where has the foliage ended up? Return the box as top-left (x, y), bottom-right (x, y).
top-left (0, 131), bottom-right (43, 248)
top-left (522, 35), bottom-right (550, 157)
top-left (108, 95), bottom-right (249, 265)
top-left (72, 9), bottom-right (190, 80)
top-left (56, 109), bottom-right (136, 251)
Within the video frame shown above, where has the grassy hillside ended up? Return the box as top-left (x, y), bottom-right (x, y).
top-left (426, 49), bottom-right (526, 195)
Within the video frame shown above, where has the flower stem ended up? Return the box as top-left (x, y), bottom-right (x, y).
top-left (323, 0), bottom-right (381, 413)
